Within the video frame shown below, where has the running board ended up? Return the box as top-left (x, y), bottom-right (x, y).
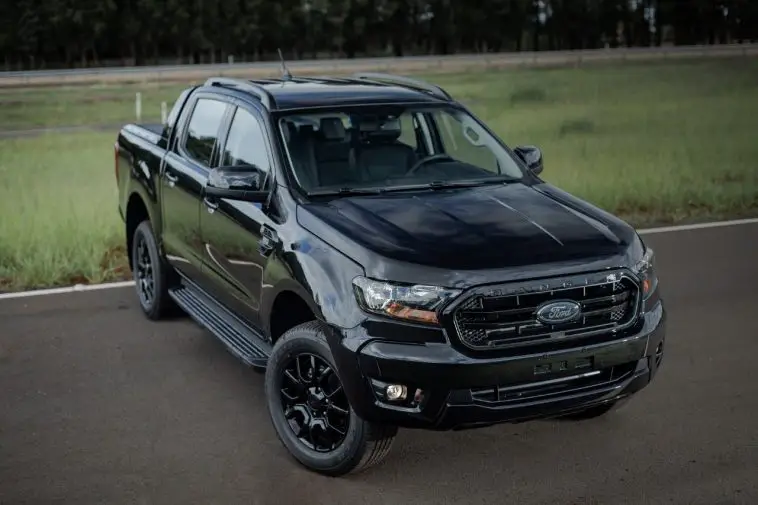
top-left (168, 281), bottom-right (271, 369)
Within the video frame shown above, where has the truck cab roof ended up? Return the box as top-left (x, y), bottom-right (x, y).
top-left (200, 74), bottom-right (454, 111)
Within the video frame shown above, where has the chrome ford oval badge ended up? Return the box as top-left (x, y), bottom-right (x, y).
top-left (535, 300), bottom-right (581, 325)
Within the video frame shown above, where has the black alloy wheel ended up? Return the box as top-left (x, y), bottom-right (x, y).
top-left (134, 233), bottom-right (155, 308)
top-left (265, 321), bottom-right (397, 476)
top-left (130, 220), bottom-right (174, 320)
top-left (279, 353), bottom-right (350, 452)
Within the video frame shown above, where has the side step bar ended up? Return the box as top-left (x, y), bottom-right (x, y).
top-left (168, 280), bottom-right (271, 369)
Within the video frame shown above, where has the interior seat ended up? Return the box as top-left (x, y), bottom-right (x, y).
top-left (354, 117), bottom-right (417, 182)
top-left (286, 122), bottom-right (320, 190)
top-left (313, 117), bottom-right (363, 187)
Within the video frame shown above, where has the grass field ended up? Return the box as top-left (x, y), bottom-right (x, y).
top-left (1, 58), bottom-right (758, 290)
top-left (0, 82), bottom-right (187, 131)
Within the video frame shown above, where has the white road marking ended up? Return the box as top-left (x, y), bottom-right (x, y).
top-left (637, 217), bottom-right (758, 234)
top-left (0, 217), bottom-right (756, 300)
top-left (0, 280), bottom-right (136, 300)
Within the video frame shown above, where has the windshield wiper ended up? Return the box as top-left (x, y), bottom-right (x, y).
top-left (438, 176), bottom-right (520, 187)
top-left (307, 187), bottom-right (387, 197)
top-left (306, 177), bottom-right (519, 197)
top-left (426, 180), bottom-right (486, 189)
top-left (389, 177), bottom-right (520, 192)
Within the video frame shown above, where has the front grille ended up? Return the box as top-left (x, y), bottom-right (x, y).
top-left (470, 362), bottom-right (637, 406)
top-left (453, 272), bottom-right (640, 350)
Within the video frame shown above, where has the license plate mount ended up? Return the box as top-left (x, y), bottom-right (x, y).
top-left (534, 356), bottom-right (595, 376)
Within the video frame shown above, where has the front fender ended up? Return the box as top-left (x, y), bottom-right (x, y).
top-left (260, 230), bottom-right (367, 334)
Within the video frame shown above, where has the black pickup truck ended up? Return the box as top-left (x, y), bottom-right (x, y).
top-left (115, 72), bottom-right (666, 476)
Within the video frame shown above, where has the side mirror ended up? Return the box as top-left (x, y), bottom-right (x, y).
top-left (205, 165), bottom-right (269, 203)
top-left (514, 145), bottom-right (544, 175)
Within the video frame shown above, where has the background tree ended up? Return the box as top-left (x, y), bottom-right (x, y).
top-left (1, 0), bottom-right (755, 70)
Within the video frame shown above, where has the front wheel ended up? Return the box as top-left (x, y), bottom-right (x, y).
top-left (264, 321), bottom-right (397, 476)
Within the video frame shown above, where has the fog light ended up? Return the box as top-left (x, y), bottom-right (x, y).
top-left (385, 384), bottom-right (407, 401)
top-left (413, 388), bottom-right (424, 404)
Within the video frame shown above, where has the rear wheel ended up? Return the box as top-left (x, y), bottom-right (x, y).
top-left (265, 321), bottom-right (397, 476)
top-left (131, 220), bottom-right (174, 320)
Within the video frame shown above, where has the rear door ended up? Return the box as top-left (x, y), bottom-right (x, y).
top-left (160, 93), bottom-right (232, 285)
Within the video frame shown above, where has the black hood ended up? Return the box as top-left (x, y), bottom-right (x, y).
top-left (297, 182), bottom-right (637, 271)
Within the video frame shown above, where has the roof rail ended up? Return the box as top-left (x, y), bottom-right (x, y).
top-left (352, 72), bottom-right (452, 101)
top-left (204, 77), bottom-right (276, 110)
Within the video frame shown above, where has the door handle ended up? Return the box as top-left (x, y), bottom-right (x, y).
top-left (203, 197), bottom-right (219, 213)
top-left (165, 172), bottom-right (178, 187)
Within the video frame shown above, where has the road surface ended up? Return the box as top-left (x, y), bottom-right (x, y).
top-left (1, 223), bottom-right (757, 505)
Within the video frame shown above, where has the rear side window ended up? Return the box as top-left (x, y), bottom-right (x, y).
top-left (184, 98), bottom-right (228, 167)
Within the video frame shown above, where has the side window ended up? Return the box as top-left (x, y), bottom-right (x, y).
top-left (436, 113), bottom-right (499, 173)
top-left (184, 98), bottom-right (228, 167)
top-left (397, 113), bottom-right (418, 150)
top-left (221, 108), bottom-right (271, 174)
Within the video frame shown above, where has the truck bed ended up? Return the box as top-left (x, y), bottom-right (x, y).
top-left (122, 122), bottom-right (165, 146)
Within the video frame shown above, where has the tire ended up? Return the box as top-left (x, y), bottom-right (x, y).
top-left (558, 401), bottom-right (616, 420)
top-left (131, 220), bottom-right (174, 320)
top-left (264, 321), bottom-right (398, 477)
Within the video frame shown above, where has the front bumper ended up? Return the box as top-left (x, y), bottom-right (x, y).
top-left (331, 300), bottom-right (666, 430)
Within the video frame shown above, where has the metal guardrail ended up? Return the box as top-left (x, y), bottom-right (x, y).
top-left (1, 43), bottom-right (756, 87)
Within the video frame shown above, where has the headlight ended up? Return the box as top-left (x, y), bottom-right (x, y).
top-left (352, 276), bottom-right (461, 325)
top-left (632, 246), bottom-right (658, 302)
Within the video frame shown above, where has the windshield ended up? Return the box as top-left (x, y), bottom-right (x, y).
top-left (276, 104), bottom-right (527, 195)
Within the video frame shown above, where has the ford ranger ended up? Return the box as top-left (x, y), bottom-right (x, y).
top-left (114, 72), bottom-right (666, 477)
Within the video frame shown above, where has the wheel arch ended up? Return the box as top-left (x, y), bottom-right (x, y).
top-left (267, 285), bottom-right (323, 345)
top-left (125, 192), bottom-right (151, 269)
top-left (261, 233), bottom-right (368, 342)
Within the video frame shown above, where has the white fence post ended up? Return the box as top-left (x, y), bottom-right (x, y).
top-left (135, 92), bottom-right (142, 122)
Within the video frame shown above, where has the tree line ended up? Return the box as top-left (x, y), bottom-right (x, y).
top-left (2, 0), bottom-right (757, 71)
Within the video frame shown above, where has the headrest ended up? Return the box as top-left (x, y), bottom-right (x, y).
top-left (320, 117), bottom-right (346, 140)
top-left (357, 117), bottom-right (400, 132)
top-left (358, 116), bottom-right (402, 141)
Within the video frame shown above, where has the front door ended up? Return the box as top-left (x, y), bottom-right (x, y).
top-left (161, 94), bottom-right (231, 285)
top-left (199, 104), bottom-right (277, 332)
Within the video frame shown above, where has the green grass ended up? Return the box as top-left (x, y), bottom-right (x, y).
top-left (0, 132), bottom-right (126, 290)
top-left (1, 58), bottom-right (757, 290)
top-left (0, 82), bottom-right (189, 130)
top-left (432, 59), bottom-right (758, 222)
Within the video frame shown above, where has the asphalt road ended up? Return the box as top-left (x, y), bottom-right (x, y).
top-left (2, 223), bottom-right (757, 505)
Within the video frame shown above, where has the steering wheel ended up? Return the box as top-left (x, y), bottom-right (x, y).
top-left (406, 154), bottom-right (455, 176)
